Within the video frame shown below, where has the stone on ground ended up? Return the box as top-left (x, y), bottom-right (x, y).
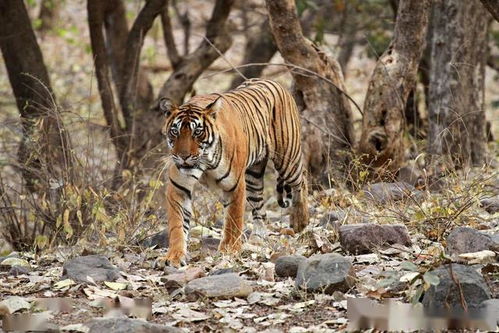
top-left (339, 224), bottom-right (411, 254)
top-left (185, 273), bottom-right (253, 299)
top-left (275, 255), bottom-right (306, 278)
top-left (140, 229), bottom-right (168, 249)
top-left (480, 197), bottom-right (499, 214)
top-left (362, 182), bottom-right (419, 204)
top-left (161, 267), bottom-right (205, 290)
top-left (295, 253), bottom-right (355, 294)
top-left (86, 318), bottom-right (181, 333)
top-left (446, 227), bottom-right (496, 255)
top-left (422, 264), bottom-right (491, 317)
top-left (63, 255), bottom-right (121, 283)
top-left (480, 299), bottom-right (499, 327)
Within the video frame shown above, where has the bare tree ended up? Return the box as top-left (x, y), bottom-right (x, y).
top-left (0, 0), bottom-right (73, 190)
top-left (265, 0), bottom-right (354, 187)
top-left (427, 0), bottom-right (489, 168)
top-left (358, 0), bottom-right (430, 175)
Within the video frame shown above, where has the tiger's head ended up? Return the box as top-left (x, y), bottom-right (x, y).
top-left (159, 96), bottom-right (223, 173)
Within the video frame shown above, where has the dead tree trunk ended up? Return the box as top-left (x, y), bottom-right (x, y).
top-left (358, 0), bottom-right (430, 175)
top-left (266, 0), bottom-right (353, 187)
top-left (427, 0), bottom-right (489, 168)
top-left (0, 0), bottom-right (73, 190)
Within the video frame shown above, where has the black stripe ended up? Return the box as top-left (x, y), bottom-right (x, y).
top-left (247, 196), bottom-right (263, 202)
top-left (216, 149), bottom-right (235, 183)
top-left (170, 178), bottom-right (192, 200)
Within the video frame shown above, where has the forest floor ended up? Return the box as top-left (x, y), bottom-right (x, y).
top-left (0, 168), bottom-right (498, 332)
top-left (0, 1), bottom-right (499, 332)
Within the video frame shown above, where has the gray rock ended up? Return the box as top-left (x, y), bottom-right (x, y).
top-left (422, 264), bottom-right (491, 317)
top-left (275, 255), bottom-right (306, 278)
top-left (63, 255), bottom-right (121, 283)
top-left (397, 165), bottom-right (422, 187)
top-left (209, 267), bottom-right (235, 276)
top-left (319, 211), bottom-right (346, 227)
top-left (0, 252), bottom-right (19, 265)
top-left (9, 265), bottom-right (30, 276)
top-left (87, 318), bottom-right (181, 333)
top-left (362, 182), bottom-right (419, 204)
top-left (295, 253), bottom-right (355, 294)
top-left (201, 236), bottom-right (220, 252)
top-left (140, 229), bottom-right (168, 249)
top-left (339, 224), bottom-right (412, 254)
top-left (480, 197), bottom-right (499, 214)
top-left (185, 273), bottom-right (253, 299)
top-left (480, 299), bottom-right (499, 327)
top-left (446, 227), bottom-right (496, 255)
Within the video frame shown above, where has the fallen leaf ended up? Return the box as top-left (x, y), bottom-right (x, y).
top-left (0, 296), bottom-right (31, 314)
top-left (53, 279), bottom-right (76, 290)
top-left (0, 258), bottom-right (30, 268)
top-left (104, 281), bottom-right (127, 291)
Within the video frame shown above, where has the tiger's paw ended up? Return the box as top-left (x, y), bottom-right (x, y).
top-left (218, 239), bottom-right (242, 254)
top-left (158, 248), bottom-right (187, 268)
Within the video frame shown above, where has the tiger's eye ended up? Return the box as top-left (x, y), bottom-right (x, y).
top-left (194, 128), bottom-right (203, 136)
top-left (170, 128), bottom-right (179, 136)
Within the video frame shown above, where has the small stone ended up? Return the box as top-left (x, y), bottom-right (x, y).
top-left (480, 197), bottom-right (499, 214)
top-left (0, 252), bottom-right (19, 265)
top-left (397, 164), bottom-right (422, 187)
top-left (319, 211), bottom-right (346, 227)
top-left (63, 255), bottom-right (121, 283)
top-left (209, 268), bottom-right (235, 276)
top-left (275, 255), bottom-right (306, 278)
top-left (201, 236), bottom-right (220, 252)
top-left (480, 299), bottom-right (499, 327)
top-left (86, 318), bottom-right (181, 333)
top-left (185, 273), bottom-right (253, 299)
top-left (161, 267), bottom-right (205, 290)
top-left (140, 229), bottom-right (168, 249)
top-left (422, 264), bottom-right (491, 317)
top-left (9, 265), bottom-right (30, 276)
top-left (295, 253), bottom-right (355, 294)
top-left (339, 224), bottom-right (412, 254)
top-left (362, 182), bottom-right (419, 204)
top-left (0, 296), bottom-right (31, 314)
top-left (446, 227), bottom-right (496, 255)
top-left (0, 257), bottom-right (30, 268)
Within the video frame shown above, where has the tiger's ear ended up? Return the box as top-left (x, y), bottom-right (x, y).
top-left (205, 97), bottom-right (223, 118)
top-left (158, 97), bottom-right (176, 117)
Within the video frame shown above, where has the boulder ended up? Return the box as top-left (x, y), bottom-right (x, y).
top-left (63, 255), bottom-right (120, 283)
top-left (295, 253), bottom-right (355, 294)
top-left (161, 267), bottom-right (205, 290)
top-left (339, 224), bottom-right (411, 254)
top-left (362, 182), bottom-right (419, 204)
top-left (422, 264), bottom-right (491, 317)
top-left (275, 255), bottom-right (306, 278)
top-left (185, 273), bottom-right (253, 299)
top-left (446, 227), bottom-right (496, 255)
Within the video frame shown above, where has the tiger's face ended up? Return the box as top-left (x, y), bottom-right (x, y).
top-left (159, 97), bottom-right (222, 173)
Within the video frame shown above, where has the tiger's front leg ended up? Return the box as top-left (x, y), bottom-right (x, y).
top-left (161, 168), bottom-right (195, 267)
top-left (219, 177), bottom-right (246, 254)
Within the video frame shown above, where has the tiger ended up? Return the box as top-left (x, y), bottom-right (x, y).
top-left (159, 78), bottom-right (309, 267)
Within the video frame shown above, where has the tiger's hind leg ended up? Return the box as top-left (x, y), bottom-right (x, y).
top-left (245, 160), bottom-right (268, 238)
top-left (275, 161), bottom-right (309, 233)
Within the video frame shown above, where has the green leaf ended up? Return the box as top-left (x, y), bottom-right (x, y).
top-left (423, 271), bottom-right (440, 286)
top-left (400, 261), bottom-right (419, 272)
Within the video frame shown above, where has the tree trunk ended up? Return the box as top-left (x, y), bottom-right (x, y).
top-left (230, 18), bottom-right (277, 89)
top-left (0, 0), bottom-right (73, 190)
top-left (266, 0), bottom-right (354, 188)
top-left (38, 0), bottom-right (60, 31)
top-left (427, 0), bottom-right (489, 168)
top-left (358, 0), bottom-right (430, 175)
top-left (480, 0), bottom-right (499, 21)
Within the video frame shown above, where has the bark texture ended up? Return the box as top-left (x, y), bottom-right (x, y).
top-left (266, 0), bottom-right (354, 187)
top-left (428, 0), bottom-right (489, 167)
top-left (358, 0), bottom-right (430, 174)
top-left (480, 0), bottom-right (499, 21)
top-left (0, 0), bottom-right (73, 190)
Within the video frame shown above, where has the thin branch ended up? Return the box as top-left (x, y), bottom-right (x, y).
top-left (201, 62), bottom-right (363, 115)
top-left (480, 0), bottom-right (499, 22)
top-left (160, 0), bottom-right (181, 69)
